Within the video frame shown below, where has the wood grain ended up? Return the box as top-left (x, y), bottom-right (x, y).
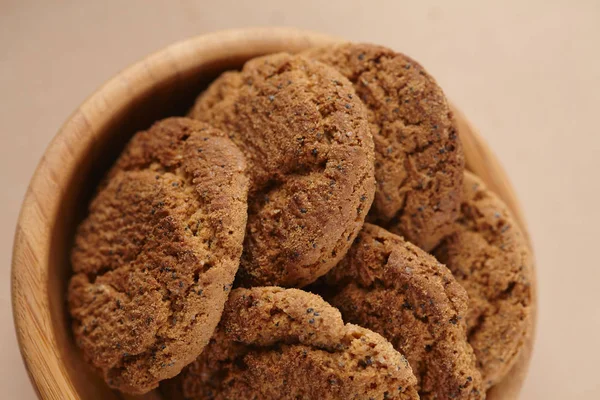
top-left (11, 27), bottom-right (535, 400)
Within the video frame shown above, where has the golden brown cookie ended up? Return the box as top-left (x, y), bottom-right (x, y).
top-left (189, 53), bottom-right (375, 287)
top-left (164, 287), bottom-right (419, 400)
top-left (433, 172), bottom-right (533, 388)
top-left (319, 223), bottom-right (483, 399)
top-left (304, 43), bottom-right (464, 251)
top-left (68, 118), bottom-right (249, 394)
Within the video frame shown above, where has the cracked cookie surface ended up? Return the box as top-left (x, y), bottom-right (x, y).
top-left (189, 53), bottom-right (375, 287)
top-left (433, 172), bottom-right (533, 388)
top-left (68, 118), bottom-right (249, 394)
top-left (304, 43), bottom-right (464, 251)
top-left (319, 223), bottom-right (483, 399)
top-left (163, 287), bottom-right (418, 400)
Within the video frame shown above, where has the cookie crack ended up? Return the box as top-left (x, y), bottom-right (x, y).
top-left (82, 176), bottom-right (216, 375)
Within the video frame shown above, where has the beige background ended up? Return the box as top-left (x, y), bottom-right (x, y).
top-left (2, 0), bottom-right (599, 398)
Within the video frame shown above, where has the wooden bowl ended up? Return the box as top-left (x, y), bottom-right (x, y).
top-left (11, 27), bottom-right (536, 400)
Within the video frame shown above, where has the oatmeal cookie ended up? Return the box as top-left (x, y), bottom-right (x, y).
top-left (69, 118), bottom-right (248, 394)
top-left (189, 53), bottom-right (375, 287)
top-left (433, 172), bottom-right (533, 388)
top-left (321, 223), bottom-right (483, 399)
top-left (304, 43), bottom-right (464, 251)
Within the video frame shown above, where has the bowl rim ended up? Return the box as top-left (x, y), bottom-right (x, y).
top-left (11, 27), bottom-right (536, 400)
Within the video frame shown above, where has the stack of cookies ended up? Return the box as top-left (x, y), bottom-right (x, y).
top-left (68, 43), bottom-right (533, 400)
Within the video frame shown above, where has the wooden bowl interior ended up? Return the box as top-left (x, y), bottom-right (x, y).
top-left (11, 28), bottom-right (534, 400)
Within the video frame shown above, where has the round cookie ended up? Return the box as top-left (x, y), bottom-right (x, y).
top-left (303, 43), bottom-right (464, 251)
top-left (433, 171), bottom-right (533, 388)
top-left (164, 287), bottom-right (419, 400)
top-left (320, 223), bottom-right (483, 399)
top-left (68, 118), bottom-right (249, 394)
top-left (189, 53), bottom-right (375, 287)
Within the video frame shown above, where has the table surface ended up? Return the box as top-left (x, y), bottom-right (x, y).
top-left (2, 1), bottom-right (599, 398)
